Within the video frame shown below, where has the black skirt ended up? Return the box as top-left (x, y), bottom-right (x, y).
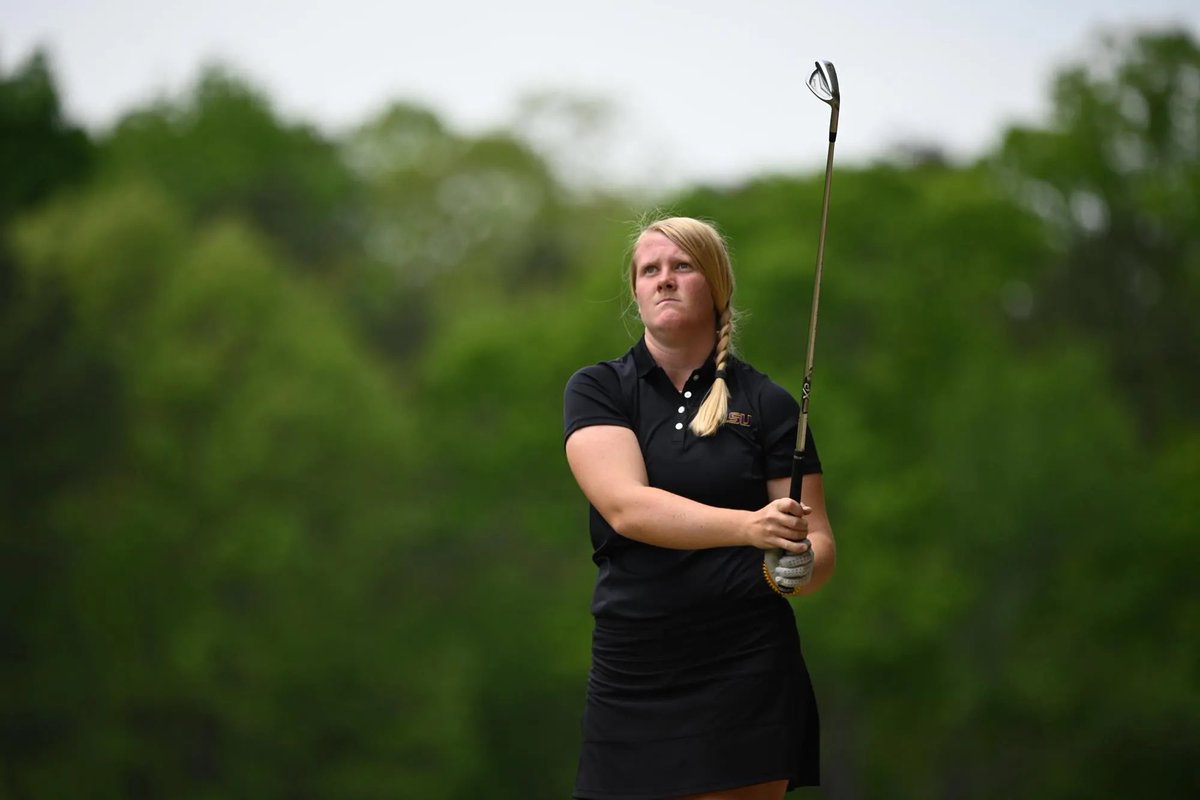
top-left (574, 598), bottom-right (820, 799)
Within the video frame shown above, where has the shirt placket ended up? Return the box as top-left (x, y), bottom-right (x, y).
top-left (671, 371), bottom-right (702, 444)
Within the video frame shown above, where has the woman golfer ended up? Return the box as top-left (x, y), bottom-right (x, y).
top-left (563, 216), bottom-right (836, 799)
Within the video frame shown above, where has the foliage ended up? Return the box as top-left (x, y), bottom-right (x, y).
top-left (99, 67), bottom-right (360, 271)
top-left (997, 29), bottom-right (1200, 438)
top-left (1, 28), bottom-right (1197, 799)
top-left (0, 49), bottom-right (94, 225)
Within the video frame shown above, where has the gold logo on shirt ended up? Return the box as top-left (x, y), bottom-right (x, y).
top-left (725, 411), bottom-right (753, 427)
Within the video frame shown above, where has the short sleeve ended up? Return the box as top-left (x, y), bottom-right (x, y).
top-left (563, 365), bottom-right (634, 443)
top-left (759, 380), bottom-right (822, 478)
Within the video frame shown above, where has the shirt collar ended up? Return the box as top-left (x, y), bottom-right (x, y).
top-left (632, 336), bottom-right (657, 378)
top-left (633, 336), bottom-right (719, 382)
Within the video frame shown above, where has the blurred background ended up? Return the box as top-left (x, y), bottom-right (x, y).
top-left (2, 3), bottom-right (1198, 798)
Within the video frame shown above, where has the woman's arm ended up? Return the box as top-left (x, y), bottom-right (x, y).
top-left (767, 474), bottom-right (836, 594)
top-left (565, 425), bottom-right (810, 553)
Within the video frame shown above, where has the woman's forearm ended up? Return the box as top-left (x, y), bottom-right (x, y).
top-left (566, 425), bottom-right (809, 553)
top-left (604, 485), bottom-right (752, 550)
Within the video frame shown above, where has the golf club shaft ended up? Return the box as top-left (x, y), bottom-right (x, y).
top-left (789, 115), bottom-right (838, 505)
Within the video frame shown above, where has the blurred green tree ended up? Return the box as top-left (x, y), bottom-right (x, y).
top-left (2, 180), bottom-right (489, 798)
top-left (100, 67), bottom-right (359, 272)
top-left (0, 49), bottom-right (93, 225)
top-left (998, 29), bottom-right (1200, 439)
top-left (342, 101), bottom-right (577, 363)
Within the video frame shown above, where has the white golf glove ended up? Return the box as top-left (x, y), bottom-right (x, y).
top-left (764, 542), bottom-right (814, 593)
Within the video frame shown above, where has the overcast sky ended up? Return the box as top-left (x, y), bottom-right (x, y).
top-left (4, 0), bottom-right (1198, 187)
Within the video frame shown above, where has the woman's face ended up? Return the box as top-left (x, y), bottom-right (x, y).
top-left (632, 231), bottom-right (715, 338)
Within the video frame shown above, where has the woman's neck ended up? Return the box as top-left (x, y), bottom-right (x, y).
top-left (645, 329), bottom-right (716, 392)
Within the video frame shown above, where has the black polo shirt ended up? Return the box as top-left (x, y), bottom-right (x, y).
top-left (563, 337), bottom-right (822, 620)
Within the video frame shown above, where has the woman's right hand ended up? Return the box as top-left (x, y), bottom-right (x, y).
top-left (742, 497), bottom-right (811, 552)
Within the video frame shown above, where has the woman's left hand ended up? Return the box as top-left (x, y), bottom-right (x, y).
top-left (772, 549), bottom-right (814, 589)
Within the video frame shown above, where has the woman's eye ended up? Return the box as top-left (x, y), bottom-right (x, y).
top-left (641, 265), bottom-right (658, 276)
top-left (677, 262), bottom-right (692, 271)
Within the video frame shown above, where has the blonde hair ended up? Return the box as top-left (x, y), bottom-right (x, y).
top-left (631, 216), bottom-right (736, 437)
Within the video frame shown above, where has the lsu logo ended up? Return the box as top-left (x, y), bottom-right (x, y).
top-left (725, 411), bottom-right (753, 427)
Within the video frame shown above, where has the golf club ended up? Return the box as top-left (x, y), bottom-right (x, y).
top-left (790, 59), bottom-right (840, 503)
top-left (771, 59), bottom-right (840, 595)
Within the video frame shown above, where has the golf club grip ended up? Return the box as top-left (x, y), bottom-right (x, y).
top-left (789, 449), bottom-right (807, 504)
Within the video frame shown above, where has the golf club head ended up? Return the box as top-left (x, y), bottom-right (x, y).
top-left (807, 60), bottom-right (840, 108)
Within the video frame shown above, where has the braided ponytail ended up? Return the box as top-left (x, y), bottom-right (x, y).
top-left (689, 307), bottom-right (734, 436)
